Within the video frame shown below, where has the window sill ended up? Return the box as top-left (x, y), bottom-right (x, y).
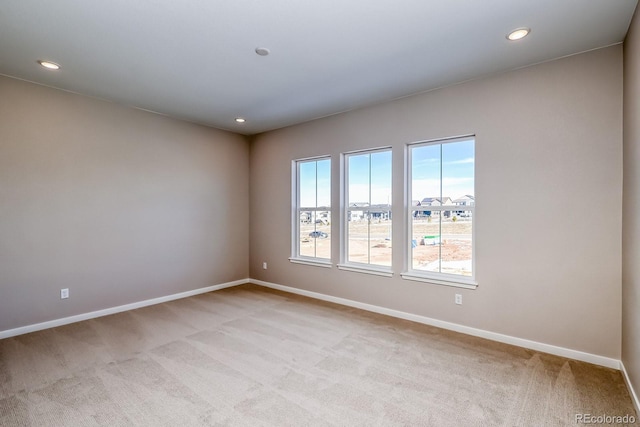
top-left (401, 272), bottom-right (478, 289)
top-left (337, 264), bottom-right (393, 277)
top-left (289, 258), bottom-right (333, 268)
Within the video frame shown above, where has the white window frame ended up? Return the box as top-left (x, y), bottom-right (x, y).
top-left (290, 156), bottom-right (332, 267)
top-left (338, 147), bottom-right (393, 277)
top-left (402, 136), bottom-right (477, 289)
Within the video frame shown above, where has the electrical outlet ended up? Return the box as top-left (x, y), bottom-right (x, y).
top-left (262, 262), bottom-right (268, 270)
top-left (455, 294), bottom-right (462, 305)
top-left (61, 288), bottom-right (69, 299)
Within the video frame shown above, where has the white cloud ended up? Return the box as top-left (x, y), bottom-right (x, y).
top-left (446, 157), bottom-right (475, 165)
top-left (412, 158), bottom-right (440, 167)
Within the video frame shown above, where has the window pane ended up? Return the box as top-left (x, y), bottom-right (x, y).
top-left (441, 140), bottom-right (473, 276)
top-left (411, 214), bottom-right (441, 272)
top-left (348, 154), bottom-right (370, 205)
top-left (442, 139), bottom-right (474, 206)
top-left (299, 161), bottom-right (317, 209)
top-left (441, 211), bottom-right (472, 276)
top-left (348, 213), bottom-right (368, 263)
top-left (371, 151), bottom-right (392, 206)
top-left (411, 144), bottom-right (441, 203)
top-left (299, 211), bottom-right (316, 258)
top-left (369, 210), bottom-right (392, 266)
top-left (313, 215), bottom-right (331, 259)
top-left (316, 159), bottom-right (331, 209)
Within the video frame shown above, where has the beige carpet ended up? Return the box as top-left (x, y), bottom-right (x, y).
top-left (0, 284), bottom-right (636, 426)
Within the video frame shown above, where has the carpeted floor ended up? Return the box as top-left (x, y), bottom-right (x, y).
top-left (0, 283), bottom-right (637, 426)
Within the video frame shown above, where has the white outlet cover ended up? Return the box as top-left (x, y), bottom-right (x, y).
top-left (61, 288), bottom-right (69, 299)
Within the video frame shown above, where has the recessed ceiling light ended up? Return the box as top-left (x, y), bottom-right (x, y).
top-left (507, 28), bottom-right (530, 41)
top-left (235, 117), bottom-right (246, 123)
top-left (255, 47), bottom-right (270, 56)
top-left (37, 60), bottom-right (61, 70)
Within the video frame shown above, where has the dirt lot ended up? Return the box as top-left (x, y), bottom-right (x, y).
top-left (299, 217), bottom-right (472, 275)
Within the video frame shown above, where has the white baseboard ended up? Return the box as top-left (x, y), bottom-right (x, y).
top-left (621, 361), bottom-right (640, 416)
top-left (0, 277), bottom-right (623, 373)
top-left (250, 279), bottom-right (621, 370)
top-left (0, 279), bottom-right (250, 340)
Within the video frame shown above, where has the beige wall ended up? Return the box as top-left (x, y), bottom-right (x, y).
top-left (0, 42), bottom-right (627, 365)
top-left (623, 7), bottom-right (640, 403)
top-left (250, 46), bottom-right (623, 358)
top-left (0, 76), bottom-right (249, 331)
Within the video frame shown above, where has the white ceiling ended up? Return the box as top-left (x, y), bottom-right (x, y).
top-left (0, 1), bottom-right (637, 135)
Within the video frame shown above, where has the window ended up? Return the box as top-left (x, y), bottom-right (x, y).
top-left (292, 157), bottom-right (331, 265)
top-left (405, 137), bottom-right (475, 287)
top-left (340, 149), bottom-right (392, 274)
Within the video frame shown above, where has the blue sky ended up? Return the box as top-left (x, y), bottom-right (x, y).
top-left (298, 139), bottom-right (474, 207)
top-left (299, 159), bottom-right (331, 207)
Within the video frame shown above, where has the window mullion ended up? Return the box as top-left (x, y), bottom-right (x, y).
top-left (315, 163), bottom-right (318, 258)
top-left (439, 145), bottom-right (443, 273)
top-left (368, 154), bottom-right (372, 264)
